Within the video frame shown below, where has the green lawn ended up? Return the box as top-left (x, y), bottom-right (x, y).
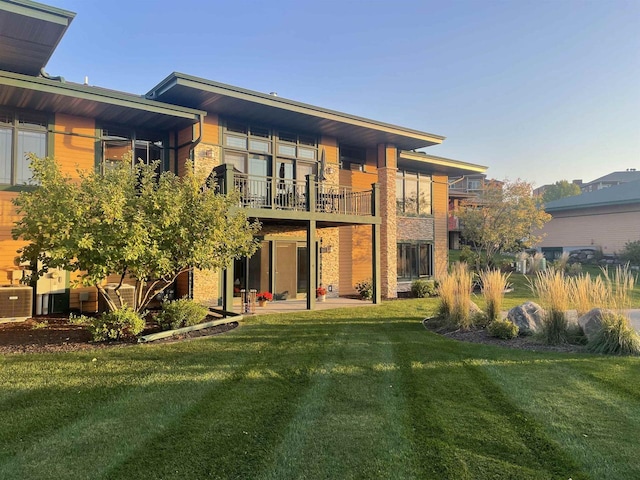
top-left (1, 300), bottom-right (639, 479)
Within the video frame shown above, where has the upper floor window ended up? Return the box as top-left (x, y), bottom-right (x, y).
top-left (396, 170), bottom-right (432, 216)
top-left (224, 120), bottom-right (273, 155)
top-left (0, 109), bottom-right (48, 185)
top-left (277, 131), bottom-right (317, 161)
top-left (101, 126), bottom-right (164, 173)
top-left (339, 145), bottom-right (366, 171)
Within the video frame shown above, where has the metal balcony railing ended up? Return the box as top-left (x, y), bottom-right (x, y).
top-left (219, 166), bottom-right (374, 217)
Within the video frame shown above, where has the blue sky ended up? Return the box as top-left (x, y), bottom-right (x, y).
top-left (46, 0), bottom-right (639, 186)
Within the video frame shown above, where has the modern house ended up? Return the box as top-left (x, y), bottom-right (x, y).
top-left (538, 180), bottom-right (640, 260)
top-left (0, 0), bottom-right (486, 315)
top-left (578, 170), bottom-right (640, 193)
top-left (447, 173), bottom-right (487, 250)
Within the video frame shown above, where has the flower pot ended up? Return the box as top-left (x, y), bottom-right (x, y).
top-left (317, 294), bottom-right (326, 302)
top-left (258, 300), bottom-right (267, 307)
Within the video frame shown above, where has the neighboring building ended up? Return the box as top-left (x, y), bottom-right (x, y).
top-left (537, 180), bottom-right (640, 260)
top-left (580, 170), bottom-right (640, 193)
top-left (447, 174), bottom-right (487, 250)
top-left (0, 0), bottom-right (486, 314)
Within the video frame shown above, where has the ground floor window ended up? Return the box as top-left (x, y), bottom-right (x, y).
top-left (397, 242), bottom-right (433, 280)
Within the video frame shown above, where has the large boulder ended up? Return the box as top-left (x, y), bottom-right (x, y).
top-left (507, 302), bottom-right (545, 334)
top-left (578, 308), bottom-right (611, 341)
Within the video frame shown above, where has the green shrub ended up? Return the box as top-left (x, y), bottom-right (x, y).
top-left (354, 279), bottom-right (373, 300)
top-left (587, 313), bottom-right (640, 355)
top-left (89, 306), bottom-right (145, 341)
top-left (156, 298), bottom-right (208, 331)
top-left (620, 240), bottom-right (640, 266)
top-left (487, 319), bottom-right (519, 339)
top-left (411, 279), bottom-right (437, 298)
top-left (459, 246), bottom-right (478, 268)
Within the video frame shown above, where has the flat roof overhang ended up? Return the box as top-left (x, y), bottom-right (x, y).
top-left (0, 70), bottom-right (206, 131)
top-left (399, 150), bottom-right (487, 176)
top-left (147, 73), bottom-right (445, 151)
top-left (0, 0), bottom-right (75, 76)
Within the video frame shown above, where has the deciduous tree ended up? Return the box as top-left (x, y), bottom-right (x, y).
top-left (12, 155), bottom-right (259, 312)
top-left (458, 180), bottom-right (551, 268)
top-left (542, 180), bottom-right (581, 203)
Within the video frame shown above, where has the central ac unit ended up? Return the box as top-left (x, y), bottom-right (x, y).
top-left (98, 283), bottom-right (136, 312)
top-left (0, 285), bottom-right (33, 322)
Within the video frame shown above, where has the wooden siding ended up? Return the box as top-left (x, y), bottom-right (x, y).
top-left (0, 192), bottom-right (24, 280)
top-left (53, 113), bottom-right (96, 176)
top-left (432, 174), bottom-right (448, 278)
top-left (538, 204), bottom-right (640, 255)
top-left (338, 168), bottom-right (376, 295)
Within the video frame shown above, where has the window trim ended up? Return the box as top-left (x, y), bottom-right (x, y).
top-left (397, 241), bottom-right (434, 281)
top-left (396, 169), bottom-right (433, 217)
top-left (0, 108), bottom-right (50, 188)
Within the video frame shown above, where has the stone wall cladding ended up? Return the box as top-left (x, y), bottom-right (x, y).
top-left (397, 216), bottom-right (435, 242)
top-left (378, 164), bottom-right (397, 299)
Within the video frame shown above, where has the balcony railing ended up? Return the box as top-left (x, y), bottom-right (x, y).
top-left (217, 165), bottom-right (375, 217)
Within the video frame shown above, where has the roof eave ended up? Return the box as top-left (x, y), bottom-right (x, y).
top-left (399, 150), bottom-right (487, 175)
top-left (147, 72), bottom-right (445, 148)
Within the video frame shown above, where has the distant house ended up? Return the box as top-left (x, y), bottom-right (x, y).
top-left (537, 180), bottom-right (640, 259)
top-left (447, 174), bottom-right (487, 250)
top-left (579, 170), bottom-right (640, 193)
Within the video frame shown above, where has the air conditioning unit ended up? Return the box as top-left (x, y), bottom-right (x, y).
top-left (98, 283), bottom-right (136, 312)
top-left (0, 285), bottom-right (33, 322)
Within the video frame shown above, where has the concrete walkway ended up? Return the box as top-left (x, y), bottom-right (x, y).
top-left (234, 297), bottom-right (375, 315)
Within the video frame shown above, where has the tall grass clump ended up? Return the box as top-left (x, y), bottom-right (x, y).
top-left (531, 269), bottom-right (571, 344)
top-left (587, 264), bottom-right (640, 355)
top-left (479, 269), bottom-right (511, 323)
top-left (587, 312), bottom-right (640, 355)
top-left (570, 273), bottom-right (608, 317)
top-left (437, 262), bottom-right (473, 329)
top-left (602, 264), bottom-right (636, 310)
top-left (552, 251), bottom-right (570, 273)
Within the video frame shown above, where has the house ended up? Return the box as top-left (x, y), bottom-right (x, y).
top-left (537, 180), bottom-right (640, 260)
top-left (447, 173), bottom-right (487, 249)
top-left (579, 170), bottom-right (640, 193)
top-left (0, 0), bottom-right (486, 314)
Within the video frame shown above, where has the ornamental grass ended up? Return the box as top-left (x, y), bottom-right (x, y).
top-left (530, 269), bottom-right (571, 344)
top-left (479, 269), bottom-right (511, 323)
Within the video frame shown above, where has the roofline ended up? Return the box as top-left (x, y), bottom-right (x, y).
top-left (147, 72), bottom-right (446, 146)
top-left (545, 198), bottom-right (640, 212)
top-left (399, 150), bottom-right (488, 173)
top-left (2, 0), bottom-right (76, 70)
top-left (0, 69), bottom-right (207, 120)
top-left (1, 0), bottom-right (75, 25)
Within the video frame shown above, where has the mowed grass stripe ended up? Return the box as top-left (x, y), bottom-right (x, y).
top-left (390, 328), bottom-right (588, 479)
top-left (482, 356), bottom-right (640, 480)
top-left (259, 317), bottom-right (417, 479)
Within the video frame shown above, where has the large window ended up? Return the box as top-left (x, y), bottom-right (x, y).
top-left (397, 242), bottom-right (433, 280)
top-left (0, 109), bottom-right (48, 185)
top-left (339, 145), bottom-right (366, 171)
top-left (222, 119), bottom-right (318, 180)
top-left (396, 170), bottom-right (432, 216)
top-left (102, 126), bottom-right (164, 172)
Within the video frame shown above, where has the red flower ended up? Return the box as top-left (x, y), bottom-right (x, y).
top-left (256, 292), bottom-right (273, 302)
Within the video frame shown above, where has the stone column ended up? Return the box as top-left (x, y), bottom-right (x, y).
top-left (377, 144), bottom-right (397, 299)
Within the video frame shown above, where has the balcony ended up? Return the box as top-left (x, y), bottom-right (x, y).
top-left (448, 215), bottom-right (460, 230)
top-left (214, 164), bottom-right (378, 222)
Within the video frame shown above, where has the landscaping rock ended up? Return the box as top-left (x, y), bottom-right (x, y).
top-left (507, 302), bottom-right (545, 334)
top-left (469, 300), bottom-right (482, 316)
top-left (578, 308), bottom-right (610, 341)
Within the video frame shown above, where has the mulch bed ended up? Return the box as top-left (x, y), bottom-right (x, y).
top-left (0, 315), bottom-right (238, 354)
top-left (422, 317), bottom-right (585, 354)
